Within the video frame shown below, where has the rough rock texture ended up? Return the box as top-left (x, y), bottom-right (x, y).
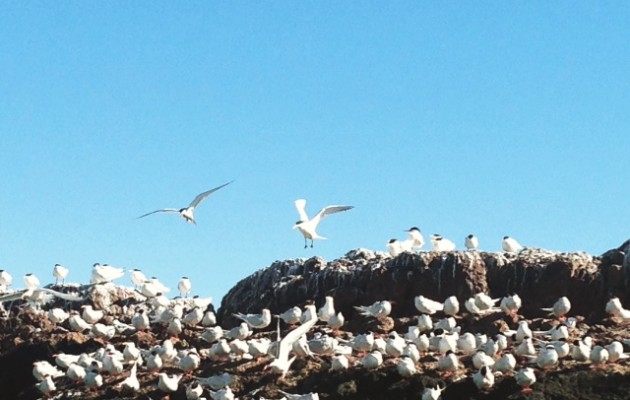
top-left (219, 243), bottom-right (630, 326)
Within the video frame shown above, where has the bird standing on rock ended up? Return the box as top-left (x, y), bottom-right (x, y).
top-left (431, 234), bottom-right (456, 251)
top-left (178, 277), bottom-right (192, 297)
top-left (502, 236), bottom-right (523, 252)
top-left (233, 309), bottom-right (271, 329)
top-left (465, 234), bottom-right (479, 250)
top-left (53, 264), bottom-right (69, 286)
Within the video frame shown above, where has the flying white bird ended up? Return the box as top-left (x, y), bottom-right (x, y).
top-left (465, 234), bottom-right (479, 251)
top-left (502, 236), bottom-right (523, 253)
top-left (53, 264), bottom-right (69, 286)
top-left (137, 181), bottom-right (233, 224)
top-left (292, 199), bottom-right (353, 248)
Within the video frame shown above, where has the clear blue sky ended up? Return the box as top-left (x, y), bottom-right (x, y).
top-left (1, 3), bottom-right (629, 304)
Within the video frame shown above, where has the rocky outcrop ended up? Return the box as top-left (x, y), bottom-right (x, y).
top-left (219, 242), bottom-right (630, 326)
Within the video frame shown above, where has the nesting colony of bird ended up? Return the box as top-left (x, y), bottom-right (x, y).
top-left (1, 238), bottom-right (630, 400)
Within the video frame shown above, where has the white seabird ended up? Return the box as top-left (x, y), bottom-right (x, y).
top-left (465, 234), bottom-right (479, 251)
top-left (53, 264), bottom-right (69, 286)
top-left (129, 268), bottom-right (147, 289)
top-left (158, 372), bottom-right (182, 393)
top-left (386, 239), bottom-right (403, 257)
top-left (233, 308), bottom-right (271, 329)
top-left (354, 300), bottom-right (392, 319)
top-left (318, 296), bottom-right (335, 322)
top-left (292, 199), bottom-right (353, 248)
top-left (405, 227), bottom-right (425, 250)
top-left (178, 276), bottom-right (192, 297)
top-left (23, 273), bottom-right (40, 290)
top-left (430, 234), bottom-right (456, 251)
top-left (502, 236), bottom-right (523, 253)
top-left (0, 270), bottom-right (12, 290)
top-left (542, 296), bottom-right (571, 320)
top-left (91, 263), bottom-right (125, 284)
top-left (137, 181), bottom-right (233, 224)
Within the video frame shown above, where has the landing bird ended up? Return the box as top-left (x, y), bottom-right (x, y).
top-left (430, 234), bottom-right (456, 251)
top-left (233, 308), bottom-right (271, 329)
top-left (502, 236), bottom-right (523, 252)
top-left (137, 181), bottom-right (233, 224)
top-left (267, 305), bottom-right (318, 377)
top-left (465, 234), bottom-right (479, 251)
top-left (53, 264), bottom-right (69, 286)
top-left (292, 199), bottom-right (353, 248)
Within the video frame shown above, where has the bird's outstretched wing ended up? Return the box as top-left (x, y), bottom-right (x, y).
top-left (136, 209), bottom-right (180, 219)
top-left (312, 205), bottom-right (354, 226)
top-left (189, 181), bottom-right (234, 209)
top-left (0, 290), bottom-right (28, 303)
top-left (38, 288), bottom-right (86, 302)
top-left (277, 310), bottom-right (318, 362)
top-left (294, 199), bottom-right (309, 222)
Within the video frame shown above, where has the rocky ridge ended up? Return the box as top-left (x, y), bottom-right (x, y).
top-left (0, 241), bottom-right (630, 399)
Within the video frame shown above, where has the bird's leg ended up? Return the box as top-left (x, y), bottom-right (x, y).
top-left (304, 238), bottom-right (308, 249)
top-left (310, 240), bottom-right (314, 248)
